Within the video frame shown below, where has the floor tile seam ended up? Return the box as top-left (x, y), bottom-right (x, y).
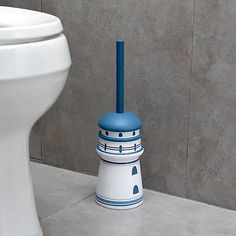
top-left (40, 192), bottom-right (95, 222)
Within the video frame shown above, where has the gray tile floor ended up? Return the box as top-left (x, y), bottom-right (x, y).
top-left (31, 162), bottom-right (236, 236)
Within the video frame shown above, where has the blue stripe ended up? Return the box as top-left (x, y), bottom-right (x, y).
top-left (100, 157), bottom-right (139, 165)
top-left (99, 131), bottom-right (142, 142)
top-left (96, 146), bottom-right (144, 156)
top-left (96, 194), bottom-right (143, 206)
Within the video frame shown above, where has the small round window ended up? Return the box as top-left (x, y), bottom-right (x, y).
top-left (119, 133), bottom-right (123, 137)
top-left (106, 131), bottom-right (109, 136)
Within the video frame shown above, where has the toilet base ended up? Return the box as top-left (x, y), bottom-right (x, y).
top-left (0, 130), bottom-right (43, 236)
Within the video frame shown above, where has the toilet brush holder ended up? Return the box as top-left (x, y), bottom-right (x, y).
top-left (95, 40), bottom-right (144, 209)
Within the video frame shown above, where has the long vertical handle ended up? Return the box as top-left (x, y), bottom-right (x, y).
top-left (116, 39), bottom-right (124, 113)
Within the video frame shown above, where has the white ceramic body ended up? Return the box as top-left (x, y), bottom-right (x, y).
top-left (96, 150), bottom-right (144, 209)
top-left (96, 128), bottom-right (144, 209)
top-left (0, 34), bottom-right (71, 236)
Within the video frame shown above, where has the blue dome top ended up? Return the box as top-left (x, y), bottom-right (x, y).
top-left (98, 112), bottom-right (142, 132)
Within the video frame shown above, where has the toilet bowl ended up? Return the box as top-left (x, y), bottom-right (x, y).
top-left (0, 7), bottom-right (71, 236)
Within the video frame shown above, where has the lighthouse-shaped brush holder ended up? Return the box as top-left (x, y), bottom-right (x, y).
top-left (96, 40), bottom-right (144, 209)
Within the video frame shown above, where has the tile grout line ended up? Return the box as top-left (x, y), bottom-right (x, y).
top-left (40, 0), bottom-right (43, 12)
top-left (185, 0), bottom-right (196, 197)
top-left (40, 126), bottom-right (43, 161)
top-left (40, 192), bottom-right (95, 222)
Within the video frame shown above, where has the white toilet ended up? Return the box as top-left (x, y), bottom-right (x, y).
top-left (0, 7), bottom-right (71, 236)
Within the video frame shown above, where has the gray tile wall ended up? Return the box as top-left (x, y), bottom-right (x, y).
top-left (0, 0), bottom-right (41, 10)
top-left (1, 0), bottom-right (236, 210)
top-left (39, 0), bottom-right (194, 199)
top-left (187, 0), bottom-right (236, 210)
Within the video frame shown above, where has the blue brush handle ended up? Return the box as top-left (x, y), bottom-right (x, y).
top-left (116, 39), bottom-right (124, 113)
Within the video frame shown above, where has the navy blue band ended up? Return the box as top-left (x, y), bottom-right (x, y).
top-left (96, 194), bottom-right (143, 207)
top-left (100, 157), bottom-right (140, 165)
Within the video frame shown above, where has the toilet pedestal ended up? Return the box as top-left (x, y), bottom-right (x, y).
top-left (0, 130), bottom-right (42, 236)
